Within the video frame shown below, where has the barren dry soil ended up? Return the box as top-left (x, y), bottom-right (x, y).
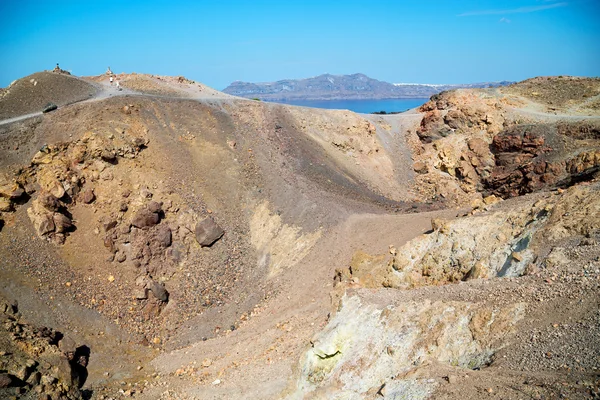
top-left (0, 72), bottom-right (599, 400)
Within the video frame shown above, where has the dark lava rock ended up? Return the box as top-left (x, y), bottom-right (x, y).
top-left (484, 123), bottom-right (600, 198)
top-left (195, 217), bottom-right (224, 247)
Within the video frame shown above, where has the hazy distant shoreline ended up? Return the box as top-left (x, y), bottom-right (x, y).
top-left (224, 73), bottom-right (513, 101)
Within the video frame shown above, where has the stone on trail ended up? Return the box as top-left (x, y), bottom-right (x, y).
top-left (80, 189), bottom-right (95, 204)
top-left (115, 251), bottom-right (127, 263)
top-left (195, 217), bottom-right (224, 247)
top-left (101, 149), bottom-right (116, 162)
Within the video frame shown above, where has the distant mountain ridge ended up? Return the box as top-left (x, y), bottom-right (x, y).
top-left (222, 73), bottom-right (513, 100)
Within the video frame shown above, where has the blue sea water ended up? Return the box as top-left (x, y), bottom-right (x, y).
top-left (266, 98), bottom-right (429, 114)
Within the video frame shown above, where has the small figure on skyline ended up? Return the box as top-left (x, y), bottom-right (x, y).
top-left (51, 63), bottom-right (70, 75)
top-left (106, 66), bottom-right (113, 75)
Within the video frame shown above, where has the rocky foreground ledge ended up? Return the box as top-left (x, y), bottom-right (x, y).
top-left (0, 297), bottom-right (88, 400)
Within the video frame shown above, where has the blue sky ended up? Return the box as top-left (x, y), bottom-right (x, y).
top-left (1, 0), bottom-right (598, 89)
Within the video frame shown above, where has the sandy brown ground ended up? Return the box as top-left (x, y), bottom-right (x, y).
top-left (0, 73), bottom-right (598, 399)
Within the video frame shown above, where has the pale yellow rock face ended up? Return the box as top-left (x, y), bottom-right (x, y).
top-left (250, 201), bottom-right (321, 278)
top-left (292, 294), bottom-right (524, 399)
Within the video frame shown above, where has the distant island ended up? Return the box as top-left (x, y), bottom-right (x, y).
top-left (222, 73), bottom-right (513, 101)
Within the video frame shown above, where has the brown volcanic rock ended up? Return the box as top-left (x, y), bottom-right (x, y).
top-left (52, 212), bottom-right (72, 233)
top-left (148, 280), bottom-right (169, 302)
top-left (412, 85), bottom-right (600, 204)
top-left (0, 182), bottom-right (25, 199)
top-left (417, 109), bottom-right (451, 142)
top-left (0, 297), bottom-right (86, 399)
top-left (79, 188), bottom-right (95, 204)
top-left (6, 130), bottom-right (148, 246)
top-left (491, 130), bottom-right (546, 154)
top-left (417, 89), bottom-right (506, 139)
top-left (154, 224), bottom-right (172, 248)
top-left (0, 373), bottom-right (17, 388)
top-left (38, 192), bottom-right (61, 211)
top-left (485, 123), bottom-right (600, 198)
top-left (557, 120), bottom-right (600, 140)
top-left (131, 207), bottom-right (160, 229)
top-left (195, 217), bottom-right (224, 247)
top-left (444, 109), bottom-right (469, 130)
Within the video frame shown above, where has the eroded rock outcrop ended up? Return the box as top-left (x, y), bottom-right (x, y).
top-left (335, 183), bottom-right (599, 290)
top-left (485, 122), bottom-right (600, 198)
top-left (417, 90), bottom-right (506, 143)
top-left (309, 181), bottom-right (599, 400)
top-left (411, 88), bottom-right (600, 205)
top-left (8, 131), bottom-right (149, 243)
top-left (27, 192), bottom-right (73, 244)
top-left (0, 297), bottom-right (88, 400)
